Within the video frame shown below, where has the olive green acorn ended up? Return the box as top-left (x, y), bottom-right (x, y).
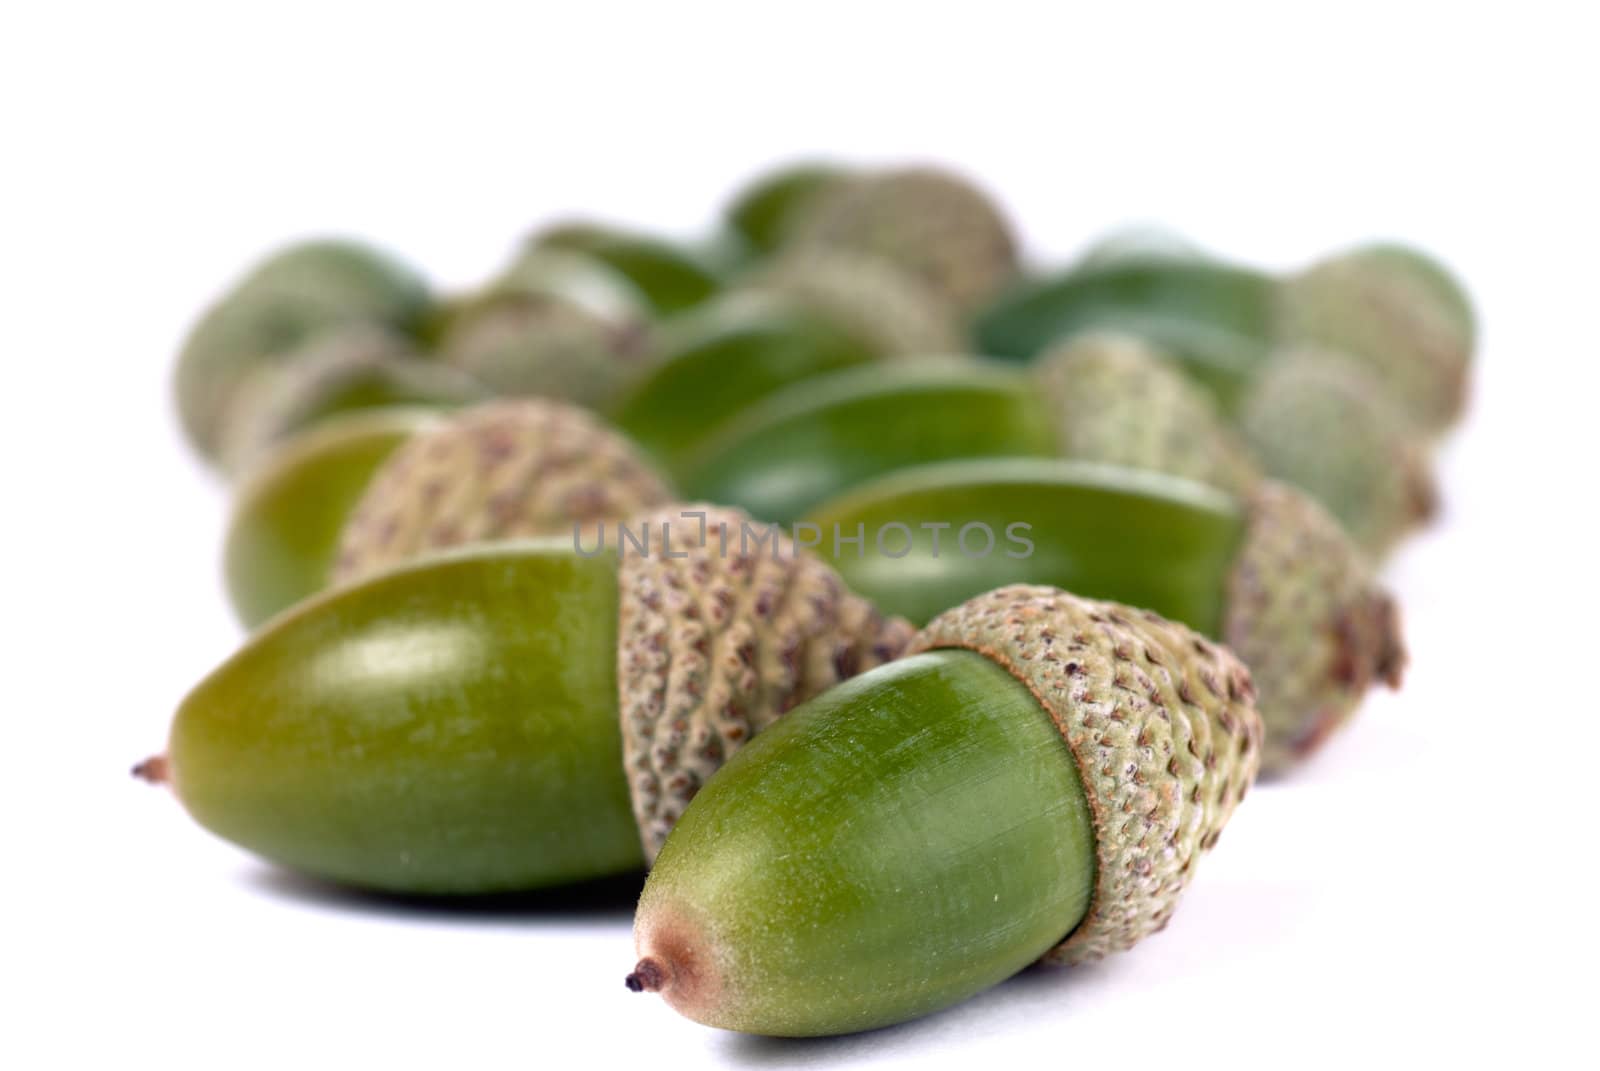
top-left (533, 221), bottom-right (723, 316)
top-left (1277, 242), bottom-right (1475, 433)
top-left (609, 293), bottom-right (880, 473)
top-left (333, 398), bottom-right (674, 584)
top-left (791, 166), bottom-right (1020, 312)
top-left (1035, 331), bottom-right (1261, 496)
top-left (216, 324), bottom-right (487, 474)
top-left (174, 238), bottom-right (432, 462)
top-left (974, 256), bottom-right (1278, 410)
top-left (803, 457), bottom-right (1404, 772)
top-left (745, 249), bottom-right (966, 358)
top-left (142, 507), bottom-right (911, 893)
top-left (629, 584), bottom-right (1261, 1035)
top-left (224, 407), bottom-right (444, 629)
top-left (1240, 349), bottom-right (1438, 556)
top-left (440, 249), bottom-right (652, 408)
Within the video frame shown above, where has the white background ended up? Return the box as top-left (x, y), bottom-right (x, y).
top-left (4, 2), bottom-right (1597, 1067)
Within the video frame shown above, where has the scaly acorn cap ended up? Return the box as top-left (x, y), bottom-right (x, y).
top-left (1223, 481), bottom-right (1406, 772)
top-left (332, 399), bottom-right (673, 583)
top-left (1240, 349), bottom-right (1438, 557)
top-left (909, 584), bottom-right (1261, 964)
top-left (217, 324), bottom-right (487, 474)
top-left (792, 166), bottom-right (1019, 312)
top-left (617, 504), bottom-right (916, 859)
top-left (1034, 331), bottom-right (1262, 496)
top-left (1278, 245), bottom-right (1474, 434)
top-left (748, 249), bottom-right (966, 358)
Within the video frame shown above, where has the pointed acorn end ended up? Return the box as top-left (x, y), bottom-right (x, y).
top-left (625, 958), bottom-right (665, 993)
top-left (131, 754), bottom-right (170, 785)
top-left (630, 897), bottom-right (727, 1027)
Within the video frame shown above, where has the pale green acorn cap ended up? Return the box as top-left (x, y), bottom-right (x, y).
top-left (1223, 481), bottom-right (1406, 773)
top-left (1034, 331), bottom-right (1262, 496)
top-left (617, 504), bottom-right (915, 860)
top-left (792, 166), bottom-right (1020, 312)
top-left (910, 584), bottom-right (1262, 964)
top-left (748, 249), bottom-right (966, 358)
top-left (1240, 348), bottom-right (1438, 557)
top-left (332, 398), bottom-right (673, 583)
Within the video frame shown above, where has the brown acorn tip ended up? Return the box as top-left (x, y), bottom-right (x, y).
top-left (625, 958), bottom-right (666, 993)
top-left (131, 754), bottom-right (170, 784)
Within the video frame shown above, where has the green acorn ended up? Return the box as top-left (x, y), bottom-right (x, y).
top-left (629, 584), bottom-right (1261, 1035)
top-left (1035, 331), bottom-right (1260, 496)
top-left (722, 161), bottom-right (854, 257)
top-left (1074, 224), bottom-right (1208, 268)
top-left (174, 238), bottom-right (432, 462)
top-left (1278, 242), bottom-right (1474, 433)
top-left (333, 398), bottom-right (675, 584)
top-left (142, 507), bottom-right (912, 893)
top-left (439, 249), bottom-right (652, 408)
top-left (1239, 349), bottom-right (1438, 556)
top-left (532, 221), bottom-right (723, 316)
top-left (974, 256), bottom-right (1278, 410)
top-left (744, 248), bottom-right (966, 358)
top-left (790, 165), bottom-right (1020, 312)
top-left (680, 349), bottom-right (1263, 524)
top-left (609, 293), bottom-right (879, 473)
top-left (803, 457), bottom-right (1404, 772)
top-left (216, 324), bottom-right (487, 474)
top-left (223, 408), bottom-right (444, 629)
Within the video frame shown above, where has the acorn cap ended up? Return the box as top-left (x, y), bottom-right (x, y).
top-left (910, 584), bottom-right (1262, 964)
top-left (333, 399), bottom-right (673, 583)
top-left (1223, 481), bottom-right (1406, 773)
top-left (616, 504), bottom-right (915, 860)
top-left (1278, 246), bottom-right (1473, 433)
top-left (1035, 331), bottom-right (1262, 496)
top-left (792, 166), bottom-right (1019, 312)
top-left (1240, 349), bottom-right (1438, 556)
top-left (750, 249), bottom-right (966, 358)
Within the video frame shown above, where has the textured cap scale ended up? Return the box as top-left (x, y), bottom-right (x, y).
top-left (910, 584), bottom-right (1262, 963)
top-left (1223, 482), bottom-right (1406, 772)
top-left (616, 505), bottom-right (915, 859)
top-left (333, 399), bottom-right (672, 583)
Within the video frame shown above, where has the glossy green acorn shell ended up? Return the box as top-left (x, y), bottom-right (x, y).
top-left (973, 259), bottom-right (1278, 409)
top-left (723, 162), bottom-right (853, 257)
top-left (678, 360), bottom-right (1058, 523)
top-left (172, 541), bottom-right (644, 893)
top-left (609, 295), bottom-right (879, 474)
top-left (636, 650), bottom-right (1094, 1035)
top-left (223, 407), bottom-right (442, 629)
top-left (803, 457), bottom-right (1243, 628)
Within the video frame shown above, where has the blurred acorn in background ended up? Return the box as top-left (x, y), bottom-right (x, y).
top-left (174, 238), bottom-right (433, 464)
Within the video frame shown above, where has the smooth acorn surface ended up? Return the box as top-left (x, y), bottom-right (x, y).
top-left (632, 650), bottom-right (1095, 1036)
top-left (170, 542), bottom-right (645, 893)
top-left (535, 223), bottom-right (722, 315)
top-left (973, 258), bottom-right (1277, 409)
top-left (223, 408), bottom-right (442, 629)
top-left (678, 361), bottom-right (1058, 524)
top-left (609, 295), bottom-right (878, 473)
top-left (804, 457), bottom-right (1243, 629)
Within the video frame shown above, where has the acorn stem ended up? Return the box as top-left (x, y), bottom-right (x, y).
top-left (625, 958), bottom-right (666, 993)
top-left (131, 754), bottom-right (170, 784)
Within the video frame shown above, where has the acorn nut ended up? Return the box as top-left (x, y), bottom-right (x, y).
top-left (630, 584), bottom-right (1261, 1035)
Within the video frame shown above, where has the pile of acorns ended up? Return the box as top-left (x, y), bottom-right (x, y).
top-left (150, 161), bottom-right (1472, 1037)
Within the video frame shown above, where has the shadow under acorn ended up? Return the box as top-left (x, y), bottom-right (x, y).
top-left (244, 866), bottom-right (645, 926)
